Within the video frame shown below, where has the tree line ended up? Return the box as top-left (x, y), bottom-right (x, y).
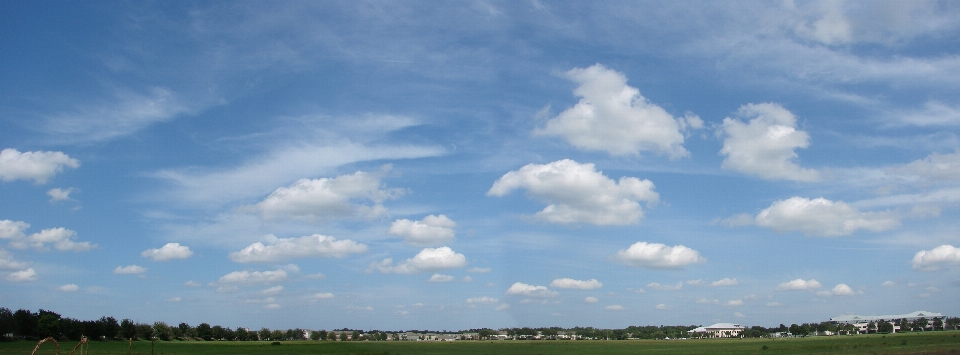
top-left (2, 307), bottom-right (958, 342)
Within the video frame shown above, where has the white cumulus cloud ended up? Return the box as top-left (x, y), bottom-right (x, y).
top-left (0, 149), bottom-right (80, 184)
top-left (9, 227), bottom-right (95, 252)
top-left (604, 305), bottom-right (626, 311)
top-left (0, 220), bottom-right (29, 240)
top-left (47, 187), bottom-right (78, 203)
top-left (251, 170), bottom-right (403, 221)
top-left (550, 278), bottom-right (603, 290)
top-left (428, 273), bottom-right (455, 283)
top-left (719, 103), bottom-right (819, 181)
top-left (613, 242), bottom-right (705, 269)
top-left (889, 149), bottom-right (960, 182)
top-left (113, 265), bottom-right (147, 275)
top-left (230, 234), bottom-right (368, 263)
top-left (312, 292), bottom-right (334, 299)
top-left (388, 214), bottom-right (457, 246)
top-left (488, 159), bottom-right (658, 225)
top-left (817, 283), bottom-right (860, 296)
top-left (535, 64), bottom-right (693, 158)
top-left (912, 245), bottom-right (960, 271)
top-left (584, 296), bottom-right (599, 304)
top-left (0, 249), bottom-right (27, 270)
top-left (754, 197), bottom-right (899, 236)
top-left (466, 296), bottom-right (499, 304)
top-left (710, 278), bottom-right (739, 287)
top-left (776, 278), bottom-right (822, 291)
top-left (370, 246), bottom-right (467, 274)
top-left (141, 243), bottom-right (193, 261)
top-left (217, 269), bottom-right (287, 284)
top-left (6, 268), bottom-right (38, 282)
top-left (725, 299), bottom-right (744, 307)
top-left (59, 284), bottom-right (79, 292)
top-left (505, 282), bottom-right (559, 297)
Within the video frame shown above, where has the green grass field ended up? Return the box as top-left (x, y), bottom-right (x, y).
top-left (3, 331), bottom-right (959, 355)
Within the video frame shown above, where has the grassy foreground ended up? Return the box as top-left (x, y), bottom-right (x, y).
top-left (3, 331), bottom-right (959, 355)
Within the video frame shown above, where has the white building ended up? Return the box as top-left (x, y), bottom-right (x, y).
top-left (829, 311), bottom-right (946, 332)
top-left (688, 323), bottom-right (744, 338)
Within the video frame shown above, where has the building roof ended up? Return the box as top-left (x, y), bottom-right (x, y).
top-left (689, 323), bottom-right (743, 332)
top-left (829, 310), bottom-right (944, 323)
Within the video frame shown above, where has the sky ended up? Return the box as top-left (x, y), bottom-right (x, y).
top-left (2, 1), bottom-right (960, 332)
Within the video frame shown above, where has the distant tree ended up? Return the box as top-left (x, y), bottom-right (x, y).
top-left (878, 320), bottom-right (894, 333)
top-left (310, 330), bottom-right (322, 340)
top-left (917, 317), bottom-right (929, 331)
top-left (135, 322), bottom-right (153, 340)
top-left (339, 332), bottom-right (347, 341)
top-left (778, 324), bottom-right (787, 332)
top-left (234, 328), bottom-right (249, 341)
top-left (223, 327), bottom-right (235, 341)
top-left (196, 323), bottom-right (213, 341)
top-left (211, 325), bottom-right (225, 340)
top-left (0, 308), bottom-right (14, 339)
top-left (788, 324), bottom-right (800, 336)
top-left (14, 309), bottom-right (39, 338)
top-left (900, 318), bottom-right (910, 331)
top-left (271, 329), bottom-right (284, 341)
top-left (153, 322), bottom-right (172, 341)
top-left (946, 317), bottom-right (960, 330)
top-left (351, 330), bottom-right (360, 341)
top-left (179, 323), bottom-right (195, 339)
top-left (867, 321), bottom-right (877, 334)
top-left (36, 314), bottom-right (61, 338)
top-left (933, 318), bottom-right (944, 331)
top-left (119, 319), bottom-right (137, 339)
top-left (258, 328), bottom-right (270, 341)
top-left (99, 317), bottom-right (120, 340)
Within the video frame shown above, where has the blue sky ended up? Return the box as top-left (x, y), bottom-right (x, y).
top-left (2, 1), bottom-right (960, 331)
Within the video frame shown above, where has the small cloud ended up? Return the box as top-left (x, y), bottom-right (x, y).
top-left (141, 243), bottom-right (193, 261)
top-left (0, 149), bottom-right (79, 184)
top-left (817, 283), bottom-right (861, 297)
top-left (184, 280), bottom-right (200, 287)
top-left (912, 245), bottom-right (960, 271)
top-left (775, 278), bottom-right (821, 291)
top-left (304, 273), bottom-right (327, 279)
top-left (881, 280), bottom-right (896, 287)
top-left (710, 278), bottom-right (739, 287)
top-left (495, 304), bottom-right (510, 311)
top-left (696, 298), bottom-right (720, 305)
top-left (686, 279), bottom-right (705, 286)
top-left (462, 276), bottom-right (473, 282)
top-left (346, 305), bottom-right (373, 311)
top-left (166, 297), bottom-right (181, 302)
top-left (369, 247), bottom-right (467, 274)
top-left (113, 265), bottom-right (146, 274)
top-left (466, 296), bottom-right (498, 304)
top-left (311, 292), bottom-right (334, 299)
top-left (265, 303), bottom-right (281, 310)
top-left (259, 286), bottom-right (284, 295)
top-left (468, 267), bottom-right (491, 273)
top-left (428, 273), bottom-right (455, 283)
top-left (6, 268), bottom-right (38, 282)
top-left (506, 282), bottom-right (559, 297)
top-left (604, 305), bottom-right (625, 311)
top-left (550, 278), bottom-right (603, 290)
top-left (766, 302), bottom-right (782, 307)
top-left (655, 303), bottom-right (670, 310)
top-left (389, 214), bottom-right (457, 246)
top-left (584, 296), bottom-right (599, 304)
top-left (734, 312), bottom-right (745, 318)
top-left (614, 242), bottom-right (704, 269)
top-left (47, 187), bottom-right (78, 203)
top-left (58, 284), bottom-right (79, 292)
top-left (725, 299), bottom-right (744, 307)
